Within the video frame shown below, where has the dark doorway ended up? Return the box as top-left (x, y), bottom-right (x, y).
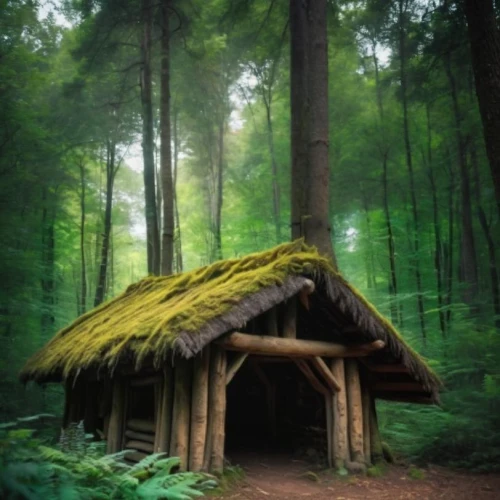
top-left (225, 356), bottom-right (328, 464)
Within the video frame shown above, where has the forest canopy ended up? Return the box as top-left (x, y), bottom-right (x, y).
top-left (1, 0), bottom-right (500, 472)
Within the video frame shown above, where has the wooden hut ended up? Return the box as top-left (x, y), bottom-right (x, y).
top-left (20, 241), bottom-right (441, 472)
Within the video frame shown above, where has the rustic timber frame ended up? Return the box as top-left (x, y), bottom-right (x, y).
top-left (21, 241), bottom-right (441, 473)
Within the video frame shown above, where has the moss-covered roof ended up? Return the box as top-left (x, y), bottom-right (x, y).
top-left (20, 240), bottom-right (441, 401)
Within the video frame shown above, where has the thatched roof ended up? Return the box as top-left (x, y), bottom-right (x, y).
top-left (20, 240), bottom-right (441, 402)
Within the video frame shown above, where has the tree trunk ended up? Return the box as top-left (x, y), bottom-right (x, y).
top-left (290, 0), bottom-right (309, 242)
top-left (214, 120), bottom-right (224, 261)
top-left (398, 0), bottom-right (426, 342)
top-left (160, 0), bottom-right (174, 276)
top-left (79, 158), bottom-right (87, 315)
top-left (172, 105), bottom-right (183, 272)
top-left (141, 0), bottom-right (160, 276)
top-left (464, 0), bottom-right (500, 219)
top-left (444, 54), bottom-right (478, 307)
top-left (41, 187), bottom-right (55, 337)
top-left (95, 140), bottom-right (116, 307)
top-left (426, 105), bottom-right (446, 337)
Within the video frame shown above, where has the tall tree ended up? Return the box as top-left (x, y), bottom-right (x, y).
top-left (464, 0), bottom-right (500, 218)
top-left (290, 0), bottom-right (335, 263)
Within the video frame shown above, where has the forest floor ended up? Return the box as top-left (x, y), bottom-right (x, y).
top-left (213, 452), bottom-right (500, 499)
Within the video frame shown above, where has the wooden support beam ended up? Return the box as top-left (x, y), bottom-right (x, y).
top-left (127, 418), bottom-right (155, 434)
top-left (345, 360), bottom-right (364, 464)
top-left (374, 382), bottom-right (427, 393)
top-left (225, 352), bottom-right (248, 385)
top-left (169, 358), bottom-right (192, 470)
top-left (107, 377), bottom-right (127, 454)
top-left (217, 332), bottom-right (385, 358)
top-left (331, 359), bottom-right (349, 469)
top-left (251, 356), bottom-right (292, 363)
top-left (189, 347), bottom-right (210, 471)
top-left (154, 366), bottom-right (172, 453)
top-left (204, 346), bottom-right (226, 473)
top-left (125, 440), bottom-right (154, 454)
top-left (369, 395), bottom-right (383, 463)
top-left (282, 297), bottom-right (297, 338)
top-left (294, 359), bottom-right (329, 395)
top-left (325, 396), bottom-right (333, 468)
top-left (130, 375), bottom-right (162, 387)
top-left (125, 429), bottom-right (155, 444)
top-left (312, 356), bottom-right (341, 392)
top-left (265, 306), bottom-right (278, 336)
top-left (362, 387), bottom-right (371, 466)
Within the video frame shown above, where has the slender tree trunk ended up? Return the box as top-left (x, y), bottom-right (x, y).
top-left (41, 187), bottom-right (55, 336)
top-left (444, 149), bottom-right (455, 329)
top-left (160, 0), bottom-right (174, 276)
top-left (426, 105), bottom-right (446, 337)
top-left (264, 98), bottom-right (281, 244)
top-left (79, 159), bottom-right (87, 315)
top-left (361, 189), bottom-right (376, 290)
top-left (141, 0), bottom-right (160, 275)
top-left (214, 120), bottom-right (224, 261)
top-left (444, 55), bottom-right (479, 306)
top-left (398, 0), bottom-right (426, 342)
top-left (290, 0), bottom-right (309, 242)
top-left (471, 141), bottom-right (500, 328)
top-left (95, 140), bottom-right (116, 307)
top-left (464, 0), bottom-right (500, 219)
top-left (172, 105), bottom-right (183, 272)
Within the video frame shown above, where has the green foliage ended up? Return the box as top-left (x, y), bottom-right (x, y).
top-left (366, 464), bottom-right (387, 478)
top-left (0, 420), bottom-right (217, 499)
top-left (407, 466), bottom-right (425, 480)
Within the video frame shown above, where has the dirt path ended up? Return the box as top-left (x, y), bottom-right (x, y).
top-left (214, 453), bottom-right (500, 499)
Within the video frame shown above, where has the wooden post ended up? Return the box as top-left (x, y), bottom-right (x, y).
top-left (107, 377), bottom-right (127, 454)
top-left (325, 396), bottom-right (333, 468)
top-left (330, 359), bottom-right (349, 469)
top-left (189, 347), bottom-right (210, 471)
top-left (369, 395), bottom-right (384, 464)
top-left (204, 346), bottom-right (226, 473)
top-left (154, 364), bottom-right (173, 453)
top-left (169, 358), bottom-right (192, 470)
top-left (362, 386), bottom-right (372, 465)
top-left (265, 306), bottom-right (278, 336)
top-left (345, 360), bottom-right (364, 464)
top-left (282, 297), bottom-right (297, 338)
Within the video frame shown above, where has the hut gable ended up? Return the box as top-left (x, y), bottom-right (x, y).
top-left (20, 240), bottom-right (441, 403)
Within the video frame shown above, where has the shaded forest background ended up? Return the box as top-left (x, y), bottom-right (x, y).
top-left (1, 0), bottom-right (499, 471)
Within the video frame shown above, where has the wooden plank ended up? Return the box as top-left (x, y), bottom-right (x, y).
top-left (282, 297), bottom-right (297, 338)
top-left (127, 419), bottom-right (156, 433)
top-left (225, 352), bottom-right (248, 385)
top-left (189, 347), bottom-right (210, 471)
top-left (331, 359), bottom-right (349, 469)
top-left (107, 377), bottom-right (127, 454)
top-left (217, 332), bottom-right (385, 358)
top-left (124, 451), bottom-right (147, 463)
top-left (312, 356), bottom-right (341, 392)
top-left (294, 359), bottom-right (329, 395)
top-left (130, 375), bottom-right (162, 387)
top-left (125, 429), bottom-right (155, 444)
top-left (155, 365), bottom-right (173, 452)
top-left (125, 439), bottom-right (154, 453)
top-left (169, 358), bottom-right (192, 471)
top-left (204, 346), bottom-right (226, 473)
top-left (345, 360), bottom-right (364, 464)
top-left (362, 387), bottom-right (371, 465)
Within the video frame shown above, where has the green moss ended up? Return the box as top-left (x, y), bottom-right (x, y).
top-left (206, 465), bottom-right (245, 496)
top-left (366, 463), bottom-right (387, 477)
top-left (20, 239), bottom-right (441, 392)
top-left (408, 466), bottom-right (425, 480)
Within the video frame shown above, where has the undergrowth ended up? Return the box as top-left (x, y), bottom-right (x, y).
top-left (0, 416), bottom-right (218, 499)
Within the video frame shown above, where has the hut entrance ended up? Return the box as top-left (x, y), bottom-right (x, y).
top-left (225, 355), bottom-right (328, 464)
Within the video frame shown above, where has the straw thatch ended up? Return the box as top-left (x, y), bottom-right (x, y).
top-left (20, 240), bottom-right (441, 401)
